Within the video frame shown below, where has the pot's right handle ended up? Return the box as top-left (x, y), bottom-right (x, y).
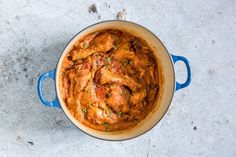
top-left (171, 54), bottom-right (191, 91)
top-left (37, 69), bottom-right (60, 108)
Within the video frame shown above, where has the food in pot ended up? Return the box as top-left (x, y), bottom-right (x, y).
top-left (60, 29), bottom-right (160, 131)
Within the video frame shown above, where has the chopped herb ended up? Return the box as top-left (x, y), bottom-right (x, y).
top-left (105, 57), bottom-right (111, 63)
top-left (117, 111), bottom-right (123, 117)
top-left (107, 109), bottom-right (112, 117)
top-left (83, 43), bottom-right (89, 49)
top-left (122, 90), bottom-right (128, 95)
top-left (103, 122), bottom-right (110, 131)
top-left (81, 108), bottom-right (87, 113)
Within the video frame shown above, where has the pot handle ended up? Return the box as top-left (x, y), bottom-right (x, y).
top-left (37, 69), bottom-right (60, 108)
top-left (171, 54), bottom-right (191, 91)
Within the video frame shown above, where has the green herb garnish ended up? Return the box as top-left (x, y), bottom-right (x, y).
top-left (81, 108), bottom-right (87, 113)
top-left (107, 109), bottom-right (112, 117)
top-left (122, 90), bottom-right (128, 95)
top-left (105, 57), bottom-right (111, 63)
top-left (117, 111), bottom-right (123, 117)
top-left (103, 122), bottom-right (110, 131)
top-left (82, 43), bottom-right (89, 49)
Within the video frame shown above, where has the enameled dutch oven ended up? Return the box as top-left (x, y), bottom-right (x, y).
top-left (37, 20), bottom-right (191, 140)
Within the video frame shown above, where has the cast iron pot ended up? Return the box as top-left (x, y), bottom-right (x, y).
top-left (37, 20), bottom-right (191, 140)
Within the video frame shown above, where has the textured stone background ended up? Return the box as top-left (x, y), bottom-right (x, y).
top-left (0, 0), bottom-right (236, 156)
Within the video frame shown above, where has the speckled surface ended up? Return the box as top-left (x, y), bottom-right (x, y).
top-left (0, 0), bottom-right (236, 156)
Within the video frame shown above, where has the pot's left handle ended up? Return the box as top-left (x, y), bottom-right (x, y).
top-left (37, 69), bottom-right (60, 108)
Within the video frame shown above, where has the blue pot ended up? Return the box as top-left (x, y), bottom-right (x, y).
top-left (37, 21), bottom-right (191, 140)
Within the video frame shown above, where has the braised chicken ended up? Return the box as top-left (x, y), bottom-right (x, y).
top-left (60, 29), bottom-right (160, 132)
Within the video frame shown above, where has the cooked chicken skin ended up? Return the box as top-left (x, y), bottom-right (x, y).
top-left (60, 29), bottom-right (160, 132)
top-left (95, 67), bottom-right (141, 90)
top-left (71, 32), bottom-right (114, 60)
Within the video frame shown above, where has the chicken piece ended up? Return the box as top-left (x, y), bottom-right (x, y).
top-left (95, 67), bottom-right (141, 90)
top-left (68, 69), bottom-right (76, 97)
top-left (121, 63), bottom-right (137, 76)
top-left (115, 33), bottom-right (134, 48)
top-left (87, 107), bottom-right (103, 124)
top-left (95, 84), bottom-right (107, 100)
top-left (62, 55), bottom-right (74, 70)
top-left (76, 80), bottom-right (97, 107)
top-left (74, 69), bottom-right (91, 92)
top-left (146, 88), bottom-right (157, 103)
top-left (95, 67), bottom-right (123, 84)
top-left (90, 32), bottom-right (114, 52)
top-left (144, 65), bottom-right (158, 86)
top-left (61, 71), bottom-right (70, 100)
top-left (66, 69), bottom-right (77, 111)
top-left (132, 53), bottom-right (150, 69)
top-left (111, 41), bottom-right (137, 77)
top-left (109, 60), bottom-right (123, 75)
top-left (75, 70), bottom-right (91, 91)
top-left (91, 53), bottom-right (106, 69)
top-left (87, 102), bottom-right (118, 124)
top-left (73, 59), bottom-right (92, 92)
top-left (112, 43), bottom-right (135, 61)
top-left (106, 85), bottom-right (130, 113)
top-left (71, 32), bottom-right (114, 60)
top-left (74, 32), bottom-right (99, 48)
top-left (71, 49), bottom-right (96, 60)
top-left (90, 53), bottom-right (106, 78)
top-left (130, 87), bottom-right (147, 105)
top-left (122, 74), bottom-right (141, 90)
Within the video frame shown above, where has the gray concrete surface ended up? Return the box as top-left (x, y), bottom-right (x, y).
top-left (0, 0), bottom-right (236, 156)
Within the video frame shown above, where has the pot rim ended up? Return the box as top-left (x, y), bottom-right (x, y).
top-left (55, 20), bottom-right (176, 141)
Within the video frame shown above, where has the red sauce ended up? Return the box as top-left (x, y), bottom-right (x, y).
top-left (60, 29), bottom-right (160, 132)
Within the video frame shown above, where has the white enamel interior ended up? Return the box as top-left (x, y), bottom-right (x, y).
top-left (56, 21), bottom-right (175, 140)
